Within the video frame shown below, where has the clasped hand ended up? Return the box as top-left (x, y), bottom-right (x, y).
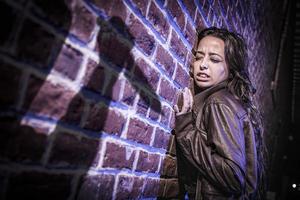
top-left (174, 87), bottom-right (194, 116)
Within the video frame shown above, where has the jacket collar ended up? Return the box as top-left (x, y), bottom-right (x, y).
top-left (193, 80), bottom-right (228, 114)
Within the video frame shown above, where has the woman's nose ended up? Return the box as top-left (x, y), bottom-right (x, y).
top-left (199, 60), bottom-right (208, 70)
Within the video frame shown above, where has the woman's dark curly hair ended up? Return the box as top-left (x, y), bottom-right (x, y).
top-left (192, 27), bottom-right (267, 199)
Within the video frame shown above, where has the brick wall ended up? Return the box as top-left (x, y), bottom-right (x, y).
top-left (0, 0), bottom-right (290, 199)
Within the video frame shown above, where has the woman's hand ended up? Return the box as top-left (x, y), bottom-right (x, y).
top-left (174, 87), bottom-right (194, 116)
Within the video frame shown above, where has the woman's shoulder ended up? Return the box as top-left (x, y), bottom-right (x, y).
top-left (205, 89), bottom-right (247, 118)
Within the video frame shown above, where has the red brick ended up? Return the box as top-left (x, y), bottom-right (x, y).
top-left (103, 109), bottom-right (126, 134)
top-left (127, 118), bottom-right (154, 145)
top-left (185, 21), bottom-right (197, 47)
top-left (97, 22), bottom-right (134, 69)
top-left (170, 31), bottom-right (188, 63)
top-left (23, 76), bottom-right (80, 121)
top-left (153, 128), bottom-right (170, 149)
top-left (160, 155), bottom-right (177, 177)
top-left (121, 80), bottom-right (136, 106)
top-left (102, 142), bottom-right (136, 169)
top-left (166, 0), bottom-right (185, 31)
top-left (92, 0), bottom-right (127, 21)
top-left (0, 61), bottom-right (21, 108)
top-left (83, 59), bottom-right (105, 93)
top-left (182, 0), bottom-right (197, 19)
top-left (132, 0), bottom-right (149, 16)
top-left (155, 45), bottom-right (175, 77)
top-left (0, 116), bottom-right (48, 163)
top-left (169, 111), bottom-right (176, 129)
top-left (83, 105), bottom-right (125, 136)
top-left (128, 14), bottom-right (156, 56)
top-left (115, 175), bottom-right (144, 200)
top-left (77, 174), bottom-right (115, 200)
top-left (61, 94), bottom-right (85, 124)
top-left (103, 74), bottom-right (123, 102)
top-left (195, 11), bottom-right (206, 30)
top-left (186, 51), bottom-right (194, 67)
top-left (134, 58), bottom-right (160, 90)
top-left (160, 105), bottom-right (171, 126)
top-left (143, 178), bottom-right (165, 198)
top-left (175, 63), bottom-right (190, 87)
top-left (136, 90), bottom-right (150, 115)
top-left (167, 134), bottom-right (176, 156)
top-left (6, 171), bottom-right (72, 200)
top-left (148, 97), bottom-right (161, 121)
top-left (70, 1), bottom-right (96, 42)
top-left (136, 151), bottom-right (160, 173)
top-left (159, 78), bottom-right (177, 104)
top-left (48, 131), bottom-right (100, 167)
top-left (164, 179), bottom-right (180, 198)
top-left (16, 19), bottom-right (57, 67)
top-left (147, 1), bottom-right (170, 41)
top-left (202, 0), bottom-right (210, 17)
top-left (53, 44), bottom-right (83, 80)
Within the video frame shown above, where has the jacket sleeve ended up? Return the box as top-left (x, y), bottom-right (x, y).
top-left (174, 102), bottom-right (246, 195)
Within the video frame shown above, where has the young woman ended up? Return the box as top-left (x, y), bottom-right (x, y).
top-left (173, 27), bottom-right (266, 200)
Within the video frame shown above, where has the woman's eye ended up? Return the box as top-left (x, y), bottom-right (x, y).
top-left (211, 58), bottom-right (220, 63)
top-left (195, 56), bottom-right (203, 61)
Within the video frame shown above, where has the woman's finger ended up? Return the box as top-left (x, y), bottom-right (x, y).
top-left (174, 105), bottom-right (179, 113)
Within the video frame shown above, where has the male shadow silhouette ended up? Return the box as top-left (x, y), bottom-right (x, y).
top-left (0, 1), bottom-right (162, 199)
top-left (76, 16), bottom-right (162, 199)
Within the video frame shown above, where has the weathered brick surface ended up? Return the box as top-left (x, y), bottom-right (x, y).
top-left (23, 76), bottom-right (81, 121)
top-left (128, 14), bottom-right (156, 56)
top-left (136, 151), bottom-right (160, 173)
top-left (170, 30), bottom-right (188, 63)
top-left (160, 105), bottom-right (171, 126)
top-left (166, 0), bottom-right (185, 31)
top-left (160, 155), bottom-right (177, 177)
top-left (147, 1), bottom-right (170, 41)
top-left (0, 0), bottom-right (289, 199)
top-left (48, 131), bottom-right (100, 167)
top-left (134, 58), bottom-right (160, 90)
top-left (164, 179), bottom-right (180, 198)
top-left (182, 0), bottom-right (197, 20)
top-left (82, 59), bottom-right (105, 93)
top-left (121, 80), bottom-right (136, 106)
top-left (115, 175), bottom-right (144, 199)
top-left (127, 118), bottom-right (154, 144)
top-left (69, 1), bottom-right (96, 42)
top-left (153, 128), bottom-right (170, 149)
top-left (175, 63), bottom-right (190, 87)
top-left (159, 78), bottom-right (177, 104)
top-left (132, 0), bottom-right (149, 16)
top-left (84, 105), bottom-right (126, 135)
top-left (155, 45), bottom-right (175, 77)
top-left (53, 44), bottom-right (83, 80)
top-left (77, 174), bottom-right (115, 200)
top-left (143, 178), bottom-right (165, 198)
top-left (102, 142), bottom-right (136, 169)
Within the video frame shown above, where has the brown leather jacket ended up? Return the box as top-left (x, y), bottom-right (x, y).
top-left (174, 81), bottom-right (258, 200)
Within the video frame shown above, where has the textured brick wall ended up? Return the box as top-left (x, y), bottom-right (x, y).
top-left (0, 0), bottom-right (290, 199)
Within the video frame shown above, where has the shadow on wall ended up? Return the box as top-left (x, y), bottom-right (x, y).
top-left (0, 1), bottom-right (161, 200)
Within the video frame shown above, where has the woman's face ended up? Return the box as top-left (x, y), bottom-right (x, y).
top-left (192, 35), bottom-right (229, 90)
